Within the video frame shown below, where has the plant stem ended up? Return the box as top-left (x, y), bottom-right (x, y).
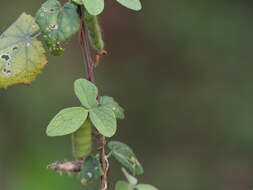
top-left (79, 9), bottom-right (94, 82)
top-left (78, 6), bottom-right (109, 190)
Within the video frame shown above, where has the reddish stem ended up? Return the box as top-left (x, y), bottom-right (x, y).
top-left (78, 6), bottom-right (109, 190)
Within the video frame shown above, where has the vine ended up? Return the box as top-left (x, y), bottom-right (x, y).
top-left (0, 0), bottom-right (158, 190)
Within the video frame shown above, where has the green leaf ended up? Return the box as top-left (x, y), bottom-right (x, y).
top-left (108, 141), bottom-right (143, 175)
top-left (46, 107), bottom-right (88, 136)
top-left (81, 156), bottom-right (103, 185)
top-left (0, 13), bottom-right (47, 88)
top-left (36, 0), bottom-right (80, 55)
top-left (116, 0), bottom-right (142, 11)
top-left (82, 0), bottom-right (104, 16)
top-left (89, 106), bottom-right (117, 137)
top-left (115, 181), bottom-right (133, 190)
top-left (72, 119), bottom-right (92, 158)
top-left (74, 78), bottom-right (98, 109)
top-left (135, 184), bottom-right (158, 190)
top-left (100, 96), bottom-right (125, 119)
top-left (122, 168), bottom-right (138, 186)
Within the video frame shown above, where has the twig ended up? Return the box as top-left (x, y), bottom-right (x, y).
top-left (78, 6), bottom-right (109, 190)
top-left (78, 9), bottom-right (94, 82)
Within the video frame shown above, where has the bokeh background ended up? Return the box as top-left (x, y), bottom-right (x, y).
top-left (1, 0), bottom-right (253, 189)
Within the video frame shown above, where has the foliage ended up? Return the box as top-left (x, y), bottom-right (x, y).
top-left (46, 107), bottom-right (88, 136)
top-left (116, 0), bottom-right (142, 11)
top-left (73, 0), bottom-right (142, 15)
top-left (36, 0), bottom-right (80, 55)
top-left (122, 168), bottom-right (138, 186)
top-left (100, 96), bottom-right (125, 119)
top-left (0, 0), bottom-right (158, 189)
top-left (80, 155), bottom-right (104, 184)
top-left (89, 106), bottom-right (117, 137)
top-left (0, 0), bottom-right (142, 88)
top-left (0, 13), bottom-right (47, 88)
top-left (108, 141), bottom-right (143, 175)
top-left (74, 78), bottom-right (98, 109)
top-left (115, 168), bottom-right (158, 190)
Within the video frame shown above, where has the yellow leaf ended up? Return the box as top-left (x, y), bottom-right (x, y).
top-left (0, 13), bottom-right (47, 88)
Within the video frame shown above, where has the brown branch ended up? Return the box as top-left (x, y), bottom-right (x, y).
top-left (78, 6), bottom-right (109, 190)
top-left (78, 8), bottom-right (94, 83)
top-left (97, 132), bottom-right (109, 190)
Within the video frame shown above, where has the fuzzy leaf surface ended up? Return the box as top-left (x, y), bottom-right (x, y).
top-left (36, 0), bottom-right (80, 55)
top-left (74, 78), bottom-right (98, 109)
top-left (100, 96), bottom-right (125, 119)
top-left (0, 13), bottom-right (47, 88)
top-left (90, 106), bottom-right (117, 137)
top-left (116, 0), bottom-right (142, 11)
top-left (46, 107), bottom-right (88, 136)
top-left (108, 141), bottom-right (143, 175)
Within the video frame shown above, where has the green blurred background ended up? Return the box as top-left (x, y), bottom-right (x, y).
top-left (1, 0), bottom-right (253, 189)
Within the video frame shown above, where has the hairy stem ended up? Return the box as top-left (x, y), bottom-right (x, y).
top-left (79, 11), bottom-right (94, 82)
top-left (78, 6), bottom-right (109, 190)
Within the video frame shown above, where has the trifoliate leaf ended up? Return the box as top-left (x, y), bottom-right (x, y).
top-left (82, 0), bottom-right (104, 16)
top-left (100, 96), bottom-right (125, 119)
top-left (74, 78), bottom-right (98, 109)
top-left (115, 181), bottom-right (133, 190)
top-left (89, 106), bottom-right (117, 137)
top-left (72, 119), bottom-right (92, 158)
top-left (135, 184), bottom-right (158, 190)
top-left (0, 13), bottom-right (47, 88)
top-left (122, 168), bottom-right (138, 186)
top-left (36, 0), bottom-right (80, 55)
top-left (108, 141), bottom-right (143, 175)
top-left (46, 107), bottom-right (88, 136)
top-left (81, 156), bottom-right (103, 184)
top-left (116, 0), bottom-right (142, 11)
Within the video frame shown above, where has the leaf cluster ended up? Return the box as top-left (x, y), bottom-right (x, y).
top-left (0, 0), bottom-right (142, 88)
top-left (108, 142), bottom-right (157, 190)
top-left (0, 0), bottom-right (158, 189)
top-left (46, 78), bottom-right (125, 138)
